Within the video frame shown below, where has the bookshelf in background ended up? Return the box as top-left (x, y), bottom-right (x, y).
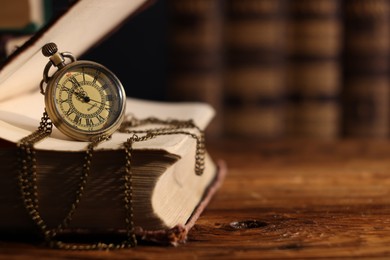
top-left (342, 0), bottom-right (390, 138)
top-left (0, 0), bottom-right (51, 34)
top-left (224, 0), bottom-right (287, 139)
top-left (286, 0), bottom-right (342, 139)
top-left (0, 0), bottom-right (52, 63)
top-left (167, 0), bottom-right (224, 137)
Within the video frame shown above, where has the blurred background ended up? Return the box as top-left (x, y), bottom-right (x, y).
top-left (0, 0), bottom-right (389, 140)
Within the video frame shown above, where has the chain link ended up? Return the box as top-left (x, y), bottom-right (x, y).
top-left (119, 116), bottom-right (206, 175)
top-left (18, 111), bottom-right (53, 238)
top-left (17, 112), bottom-right (205, 250)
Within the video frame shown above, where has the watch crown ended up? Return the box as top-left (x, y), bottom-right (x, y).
top-left (42, 42), bottom-right (58, 57)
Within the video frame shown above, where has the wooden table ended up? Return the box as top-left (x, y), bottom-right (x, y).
top-left (1, 140), bottom-right (390, 259)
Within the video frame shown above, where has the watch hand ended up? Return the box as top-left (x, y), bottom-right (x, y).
top-left (66, 80), bottom-right (107, 107)
top-left (69, 76), bottom-right (91, 99)
top-left (69, 76), bottom-right (82, 89)
top-left (88, 98), bottom-right (111, 108)
top-left (72, 89), bottom-right (110, 108)
top-left (87, 103), bottom-right (97, 112)
top-left (72, 89), bottom-right (90, 103)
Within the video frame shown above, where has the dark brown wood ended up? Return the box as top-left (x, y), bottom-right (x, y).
top-left (2, 140), bottom-right (390, 259)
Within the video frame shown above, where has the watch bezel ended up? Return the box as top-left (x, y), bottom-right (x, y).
top-left (44, 60), bottom-right (126, 141)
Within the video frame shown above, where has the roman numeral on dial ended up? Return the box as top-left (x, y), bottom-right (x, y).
top-left (85, 118), bottom-right (93, 126)
top-left (92, 70), bottom-right (101, 84)
top-left (73, 115), bottom-right (82, 124)
top-left (96, 114), bottom-right (105, 123)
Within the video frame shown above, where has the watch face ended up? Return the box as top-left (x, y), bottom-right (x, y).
top-left (45, 61), bottom-right (126, 140)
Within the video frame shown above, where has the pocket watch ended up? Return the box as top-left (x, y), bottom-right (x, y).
top-left (40, 42), bottom-right (126, 141)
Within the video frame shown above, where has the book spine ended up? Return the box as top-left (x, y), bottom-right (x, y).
top-left (286, 0), bottom-right (342, 139)
top-left (342, 0), bottom-right (390, 138)
top-left (224, 0), bottom-right (287, 138)
top-left (0, 0), bottom-right (52, 34)
top-left (167, 0), bottom-right (223, 137)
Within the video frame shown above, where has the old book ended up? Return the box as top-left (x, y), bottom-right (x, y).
top-left (286, 0), bottom-right (342, 139)
top-left (0, 0), bottom-right (224, 245)
top-left (0, 0), bottom-right (51, 63)
top-left (0, 0), bottom-right (51, 33)
top-left (167, 0), bottom-right (224, 137)
top-left (342, 0), bottom-right (390, 137)
top-left (224, 0), bottom-right (287, 138)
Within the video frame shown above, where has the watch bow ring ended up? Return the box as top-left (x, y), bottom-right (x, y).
top-left (40, 43), bottom-right (126, 141)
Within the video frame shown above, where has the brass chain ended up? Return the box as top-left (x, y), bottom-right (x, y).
top-left (18, 111), bottom-right (53, 239)
top-left (17, 112), bottom-right (205, 250)
top-left (119, 116), bottom-right (206, 175)
top-left (18, 112), bottom-right (136, 250)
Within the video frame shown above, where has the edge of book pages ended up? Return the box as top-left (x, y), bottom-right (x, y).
top-left (137, 160), bottom-right (226, 245)
top-left (58, 160), bottom-right (227, 246)
top-left (0, 149), bottom-right (226, 246)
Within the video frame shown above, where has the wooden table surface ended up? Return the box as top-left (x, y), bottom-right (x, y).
top-left (1, 140), bottom-right (390, 259)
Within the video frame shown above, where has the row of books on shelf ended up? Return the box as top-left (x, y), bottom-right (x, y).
top-left (168, 0), bottom-right (390, 139)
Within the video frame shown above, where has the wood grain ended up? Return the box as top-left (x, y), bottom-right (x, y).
top-left (2, 140), bottom-right (390, 259)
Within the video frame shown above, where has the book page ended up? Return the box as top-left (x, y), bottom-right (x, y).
top-left (0, 90), bottom-right (214, 154)
top-left (0, 0), bottom-right (149, 102)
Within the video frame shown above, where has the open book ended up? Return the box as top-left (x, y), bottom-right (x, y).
top-left (0, 0), bottom-right (225, 245)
